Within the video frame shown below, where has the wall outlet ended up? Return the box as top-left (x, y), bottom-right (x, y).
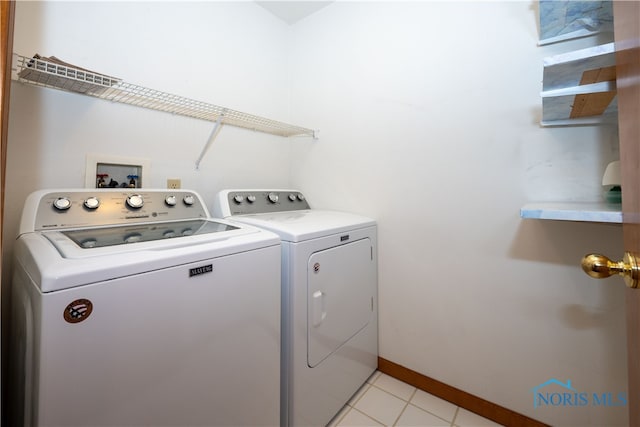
top-left (167, 179), bottom-right (181, 189)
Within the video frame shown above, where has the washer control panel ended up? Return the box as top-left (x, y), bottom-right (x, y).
top-left (27, 189), bottom-right (209, 232)
top-left (221, 190), bottom-right (310, 216)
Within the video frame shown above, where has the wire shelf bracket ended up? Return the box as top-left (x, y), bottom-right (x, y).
top-left (195, 113), bottom-right (225, 170)
top-left (12, 53), bottom-right (318, 166)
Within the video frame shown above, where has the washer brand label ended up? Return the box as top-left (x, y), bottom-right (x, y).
top-left (64, 299), bottom-right (93, 324)
top-left (340, 234), bottom-right (349, 242)
top-left (190, 264), bottom-right (213, 277)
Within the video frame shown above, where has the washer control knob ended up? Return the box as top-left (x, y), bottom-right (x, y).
top-left (183, 194), bottom-right (195, 206)
top-left (165, 195), bottom-right (177, 206)
top-left (288, 193), bottom-right (297, 202)
top-left (126, 194), bottom-right (144, 209)
top-left (53, 197), bottom-right (72, 211)
top-left (247, 195), bottom-right (256, 203)
top-left (233, 195), bottom-right (244, 204)
top-left (81, 238), bottom-right (97, 248)
top-left (84, 197), bottom-right (100, 210)
top-left (124, 233), bottom-right (142, 243)
top-left (297, 193), bottom-right (305, 201)
top-left (268, 192), bottom-right (279, 204)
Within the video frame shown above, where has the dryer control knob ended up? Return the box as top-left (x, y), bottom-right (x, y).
top-left (268, 192), bottom-right (279, 203)
top-left (53, 197), bottom-right (72, 211)
top-left (288, 193), bottom-right (297, 202)
top-left (247, 195), bottom-right (256, 203)
top-left (165, 195), bottom-right (177, 206)
top-left (126, 194), bottom-right (144, 209)
top-left (183, 195), bottom-right (195, 206)
top-left (297, 193), bottom-right (305, 201)
top-left (84, 197), bottom-right (100, 210)
top-left (233, 195), bottom-right (244, 204)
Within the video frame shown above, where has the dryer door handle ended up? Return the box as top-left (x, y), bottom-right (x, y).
top-left (312, 290), bottom-right (327, 327)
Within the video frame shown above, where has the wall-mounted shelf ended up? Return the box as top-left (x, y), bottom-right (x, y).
top-left (541, 43), bottom-right (618, 126)
top-left (12, 53), bottom-right (317, 168)
top-left (520, 202), bottom-right (621, 223)
top-left (538, 0), bottom-right (613, 46)
top-left (529, 3), bottom-right (620, 225)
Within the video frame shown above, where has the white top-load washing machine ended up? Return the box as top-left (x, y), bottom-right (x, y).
top-left (213, 189), bottom-right (378, 427)
top-left (9, 189), bottom-right (281, 427)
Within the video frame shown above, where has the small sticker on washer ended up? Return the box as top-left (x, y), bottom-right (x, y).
top-left (340, 234), bottom-right (349, 242)
top-left (190, 264), bottom-right (213, 277)
top-left (63, 299), bottom-right (93, 324)
top-left (313, 262), bottom-right (320, 273)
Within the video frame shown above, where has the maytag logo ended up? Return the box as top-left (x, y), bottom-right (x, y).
top-left (189, 264), bottom-right (213, 277)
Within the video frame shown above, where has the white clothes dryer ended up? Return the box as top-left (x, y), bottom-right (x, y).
top-left (214, 189), bottom-right (378, 427)
top-left (9, 189), bottom-right (281, 427)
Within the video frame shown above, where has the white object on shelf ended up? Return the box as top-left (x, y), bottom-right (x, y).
top-left (520, 202), bottom-right (622, 223)
top-left (602, 160), bottom-right (621, 186)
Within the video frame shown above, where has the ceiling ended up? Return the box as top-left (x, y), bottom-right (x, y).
top-left (256, 1), bottom-right (333, 25)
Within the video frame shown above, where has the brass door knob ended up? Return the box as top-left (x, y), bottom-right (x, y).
top-left (581, 252), bottom-right (640, 288)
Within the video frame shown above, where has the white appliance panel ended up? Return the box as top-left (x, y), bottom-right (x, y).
top-left (287, 227), bottom-right (378, 427)
top-left (307, 238), bottom-right (375, 368)
top-left (18, 246), bottom-right (280, 427)
top-left (223, 210), bottom-right (375, 243)
top-left (212, 189), bottom-right (379, 427)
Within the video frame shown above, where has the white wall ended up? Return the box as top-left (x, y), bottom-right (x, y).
top-left (2, 1), bottom-right (296, 416)
top-left (3, 1), bottom-right (628, 426)
top-left (4, 1), bottom-right (295, 255)
top-left (288, 2), bottom-right (626, 426)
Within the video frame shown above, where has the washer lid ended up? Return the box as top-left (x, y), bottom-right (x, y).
top-left (40, 219), bottom-right (254, 260)
top-left (55, 219), bottom-right (237, 250)
top-left (15, 221), bottom-right (280, 292)
top-left (230, 210), bottom-right (375, 242)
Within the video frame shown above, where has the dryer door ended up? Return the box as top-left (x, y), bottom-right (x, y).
top-left (307, 238), bottom-right (375, 368)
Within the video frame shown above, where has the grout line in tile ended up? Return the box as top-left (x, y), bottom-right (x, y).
top-left (402, 402), bottom-right (455, 426)
top-left (391, 399), bottom-right (411, 427)
top-left (369, 382), bottom-right (415, 404)
top-left (390, 388), bottom-right (418, 427)
top-left (350, 406), bottom-right (388, 427)
top-left (450, 406), bottom-right (460, 427)
top-left (328, 403), bottom-right (351, 427)
top-left (347, 383), bottom-right (371, 408)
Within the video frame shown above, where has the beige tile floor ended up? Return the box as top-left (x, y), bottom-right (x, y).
top-left (328, 371), bottom-right (504, 427)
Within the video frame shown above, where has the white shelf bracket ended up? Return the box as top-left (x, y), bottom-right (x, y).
top-left (195, 112), bottom-right (226, 170)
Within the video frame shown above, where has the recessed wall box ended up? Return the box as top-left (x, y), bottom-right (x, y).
top-left (85, 154), bottom-right (150, 189)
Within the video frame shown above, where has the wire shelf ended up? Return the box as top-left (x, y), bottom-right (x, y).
top-left (12, 53), bottom-right (316, 138)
